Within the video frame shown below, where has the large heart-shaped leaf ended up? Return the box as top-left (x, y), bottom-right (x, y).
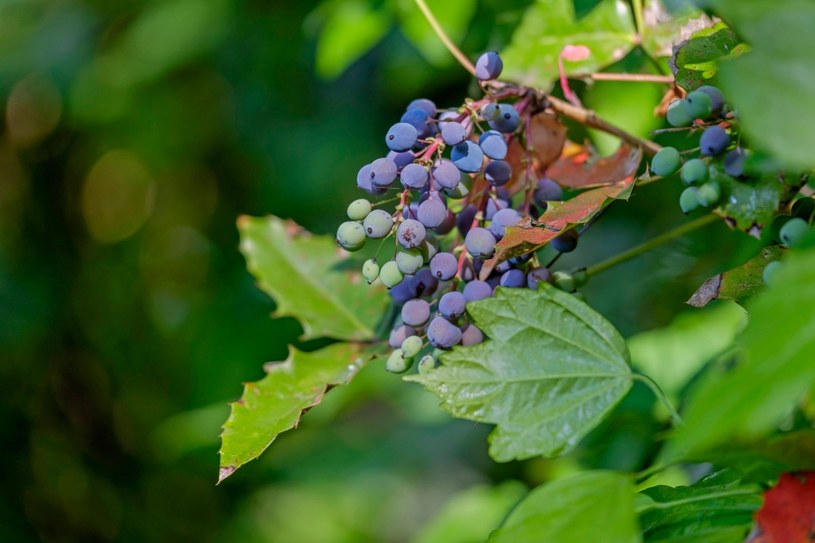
top-left (502, 0), bottom-right (637, 91)
top-left (480, 176), bottom-right (635, 278)
top-left (407, 286), bottom-right (632, 462)
top-left (238, 215), bottom-right (387, 341)
top-left (488, 471), bottom-right (639, 542)
top-left (219, 343), bottom-right (370, 482)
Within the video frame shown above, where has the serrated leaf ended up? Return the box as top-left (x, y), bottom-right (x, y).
top-left (396, 0), bottom-right (476, 67)
top-left (480, 176), bottom-right (635, 278)
top-left (667, 248), bottom-right (815, 459)
top-left (487, 471), bottom-right (639, 542)
top-left (502, 0), bottom-right (637, 91)
top-left (407, 286), bottom-right (632, 462)
top-left (637, 470), bottom-right (761, 543)
top-left (219, 343), bottom-right (369, 482)
top-left (312, 0), bottom-right (392, 79)
top-left (238, 215), bottom-right (387, 341)
top-left (710, 0), bottom-right (815, 171)
top-left (670, 22), bottom-right (748, 91)
top-left (412, 481), bottom-right (527, 543)
top-left (688, 246), bottom-right (785, 307)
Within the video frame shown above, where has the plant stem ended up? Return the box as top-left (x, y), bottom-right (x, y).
top-left (632, 0), bottom-right (645, 37)
top-left (632, 373), bottom-right (684, 427)
top-left (590, 73), bottom-right (673, 83)
top-left (586, 213), bottom-right (718, 277)
top-left (413, 0), bottom-right (476, 76)
top-left (547, 95), bottom-right (662, 156)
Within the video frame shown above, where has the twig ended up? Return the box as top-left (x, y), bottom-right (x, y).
top-left (590, 73), bottom-right (674, 83)
top-left (586, 213), bottom-right (718, 277)
top-left (547, 95), bottom-right (663, 156)
top-left (413, 0), bottom-right (476, 76)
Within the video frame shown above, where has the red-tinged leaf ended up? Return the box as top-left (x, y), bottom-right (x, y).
top-left (504, 113), bottom-right (567, 194)
top-left (480, 177), bottom-right (635, 278)
top-left (746, 472), bottom-right (815, 543)
top-left (547, 144), bottom-right (642, 189)
top-left (688, 246), bottom-right (786, 307)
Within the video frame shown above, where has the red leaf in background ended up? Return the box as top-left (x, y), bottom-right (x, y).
top-left (479, 176), bottom-right (635, 279)
top-left (547, 144), bottom-right (642, 189)
top-left (747, 472), bottom-right (815, 543)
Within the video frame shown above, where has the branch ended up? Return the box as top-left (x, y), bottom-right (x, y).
top-left (547, 95), bottom-right (663, 156)
top-left (413, 0), bottom-right (476, 76)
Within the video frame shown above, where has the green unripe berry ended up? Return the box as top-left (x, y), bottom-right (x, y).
top-left (651, 147), bottom-right (682, 177)
top-left (552, 271), bottom-right (576, 292)
top-left (762, 260), bottom-right (783, 286)
top-left (779, 217), bottom-right (810, 247)
top-left (696, 181), bottom-right (721, 207)
top-left (395, 248), bottom-right (424, 275)
top-left (680, 159), bottom-right (708, 185)
top-left (386, 348), bottom-right (412, 373)
top-left (362, 258), bottom-right (380, 283)
top-left (697, 85), bottom-right (726, 115)
top-left (336, 221), bottom-right (367, 251)
top-left (679, 187), bottom-right (700, 214)
top-left (682, 90), bottom-right (714, 119)
top-left (380, 261), bottom-right (404, 288)
top-left (363, 209), bottom-right (394, 239)
top-left (401, 335), bottom-right (423, 358)
top-left (417, 354), bottom-right (436, 374)
top-left (347, 199), bottom-right (372, 220)
top-left (667, 100), bottom-right (693, 127)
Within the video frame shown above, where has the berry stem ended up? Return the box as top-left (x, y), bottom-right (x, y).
top-left (631, 373), bottom-right (684, 427)
top-left (413, 0), bottom-right (477, 77)
top-left (585, 213), bottom-right (718, 277)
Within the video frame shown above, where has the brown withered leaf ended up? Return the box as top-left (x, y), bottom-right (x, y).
top-left (547, 144), bottom-right (642, 189)
top-left (687, 245), bottom-right (785, 307)
top-left (504, 113), bottom-right (568, 194)
top-left (480, 177), bottom-right (636, 279)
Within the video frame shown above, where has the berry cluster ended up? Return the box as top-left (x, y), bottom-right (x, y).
top-left (651, 85), bottom-right (814, 284)
top-left (335, 52), bottom-right (576, 373)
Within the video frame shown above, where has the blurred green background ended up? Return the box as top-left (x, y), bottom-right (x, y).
top-left (0, 1), bottom-right (760, 541)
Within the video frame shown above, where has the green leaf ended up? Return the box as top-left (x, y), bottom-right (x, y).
top-left (711, 0), bottom-right (815, 170)
top-left (628, 303), bottom-right (745, 399)
top-left (502, 0), bottom-right (637, 91)
top-left (219, 343), bottom-right (369, 482)
top-left (312, 0), bottom-right (392, 79)
top-left (407, 286), bottom-right (632, 462)
top-left (690, 430), bottom-right (815, 483)
top-left (667, 248), bottom-right (815, 459)
top-left (670, 22), bottom-right (748, 91)
top-left (412, 481), bottom-right (527, 543)
top-left (396, 0), bottom-right (477, 67)
top-left (711, 165), bottom-right (783, 235)
top-left (637, 470), bottom-right (761, 543)
top-left (688, 246), bottom-right (785, 308)
top-left (640, 2), bottom-right (704, 60)
top-left (238, 215), bottom-right (388, 341)
top-left (488, 471), bottom-right (640, 542)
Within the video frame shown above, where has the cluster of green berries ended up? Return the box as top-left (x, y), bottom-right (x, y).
top-left (649, 86), bottom-right (748, 213)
